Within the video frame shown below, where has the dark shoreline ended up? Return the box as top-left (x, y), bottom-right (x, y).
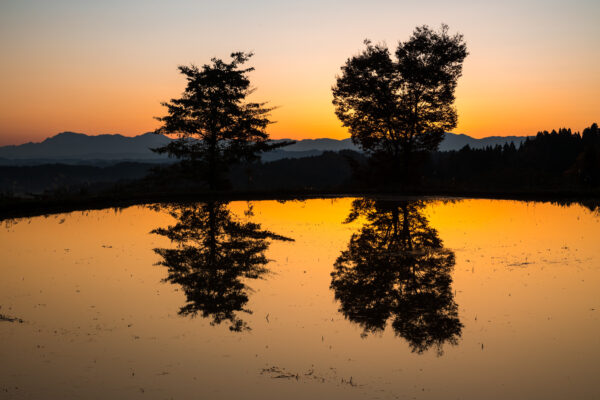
top-left (2, 188), bottom-right (598, 221)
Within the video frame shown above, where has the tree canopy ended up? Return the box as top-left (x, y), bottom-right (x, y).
top-left (151, 201), bottom-right (292, 331)
top-left (332, 25), bottom-right (468, 181)
top-left (330, 199), bottom-right (462, 354)
top-left (153, 52), bottom-right (289, 189)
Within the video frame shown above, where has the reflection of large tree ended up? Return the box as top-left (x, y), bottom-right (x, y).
top-left (152, 202), bottom-right (292, 332)
top-left (331, 199), bottom-right (462, 354)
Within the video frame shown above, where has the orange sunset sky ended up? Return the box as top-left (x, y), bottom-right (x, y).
top-left (0, 0), bottom-right (598, 146)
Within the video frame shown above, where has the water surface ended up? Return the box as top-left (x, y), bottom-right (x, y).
top-left (1, 198), bottom-right (599, 399)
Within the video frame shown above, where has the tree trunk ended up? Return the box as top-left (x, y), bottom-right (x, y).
top-left (208, 202), bottom-right (217, 268)
top-left (208, 135), bottom-right (217, 191)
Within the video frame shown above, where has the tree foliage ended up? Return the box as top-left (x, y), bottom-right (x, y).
top-left (332, 25), bottom-right (468, 180)
top-left (151, 201), bottom-right (292, 331)
top-left (153, 52), bottom-right (290, 189)
top-left (331, 199), bottom-right (462, 355)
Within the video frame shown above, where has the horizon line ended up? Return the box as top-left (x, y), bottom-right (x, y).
top-left (0, 130), bottom-right (540, 147)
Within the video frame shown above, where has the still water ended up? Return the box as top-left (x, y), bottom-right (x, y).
top-left (1, 198), bottom-right (599, 399)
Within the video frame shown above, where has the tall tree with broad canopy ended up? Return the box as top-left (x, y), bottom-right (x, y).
top-left (153, 52), bottom-right (291, 190)
top-left (332, 25), bottom-right (468, 184)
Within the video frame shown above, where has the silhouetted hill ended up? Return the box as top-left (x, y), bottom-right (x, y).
top-left (274, 138), bottom-right (358, 151)
top-left (0, 162), bottom-right (156, 194)
top-left (0, 131), bottom-right (531, 165)
top-left (0, 132), bottom-right (171, 163)
top-left (438, 133), bottom-right (529, 151)
top-left (1, 124), bottom-right (598, 202)
top-left (273, 135), bottom-right (530, 153)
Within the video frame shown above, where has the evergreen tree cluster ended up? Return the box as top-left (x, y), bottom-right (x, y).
top-left (424, 123), bottom-right (600, 191)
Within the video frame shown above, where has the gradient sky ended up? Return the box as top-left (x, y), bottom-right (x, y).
top-left (0, 0), bottom-right (598, 145)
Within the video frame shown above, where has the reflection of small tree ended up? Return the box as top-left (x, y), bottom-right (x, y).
top-left (152, 202), bottom-right (292, 331)
top-left (331, 199), bottom-right (462, 355)
top-left (153, 52), bottom-right (291, 190)
top-left (332, 25), bottom-right (468, 184)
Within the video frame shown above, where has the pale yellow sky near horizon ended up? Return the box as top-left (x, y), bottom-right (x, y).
top-left (0, 0), bottom-right (599, 146)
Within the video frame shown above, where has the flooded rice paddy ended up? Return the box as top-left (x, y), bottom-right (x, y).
top-left (1, 198), bottom-right (599, 399)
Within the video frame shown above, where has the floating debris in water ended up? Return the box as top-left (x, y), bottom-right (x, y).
top-left (0, 313), bottom-right (24, 323)
top-left (508, 261), bottom-right (532, 267)
top-left (260, 366), bottom-right (298, 380)
top-left (341, 376), bottom-right (358, 387)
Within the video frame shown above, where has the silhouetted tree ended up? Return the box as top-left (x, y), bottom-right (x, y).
top-left (332, 25), bottom-right (468, 184)
top-left (152, 202), bottom-right (292, 331)
top-left (153, 52), bottom-right (291, 190)
top-left (577, 123), bottom-right (600, 185)
top-left (331, 199), bottom-right (462, 355)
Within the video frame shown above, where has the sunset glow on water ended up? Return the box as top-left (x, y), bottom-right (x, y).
top-left (1, 198), bottom-right (599, 399)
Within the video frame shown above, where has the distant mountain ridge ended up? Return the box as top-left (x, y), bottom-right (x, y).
top-left (0, 132), bottom-right (171, 161)
top-left (438, 133), bottom-right (530, 152)
top-left (0, 131), bottom-right (531, 165)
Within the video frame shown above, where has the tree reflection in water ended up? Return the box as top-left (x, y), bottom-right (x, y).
top-left (331, 199), bottom-right (462, 355)
top-left (152, 201), bottom-right (292, 332)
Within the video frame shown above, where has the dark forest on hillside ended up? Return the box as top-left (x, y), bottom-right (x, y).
top-left (1, 124), bottom-right (599, 199)
top-left (423, 123), bottom-right (600, 191)
top-left (230, 123), bottom-right (600, 194)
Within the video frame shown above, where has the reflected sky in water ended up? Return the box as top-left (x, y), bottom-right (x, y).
top-left (1, 198), bottom-right (599, 399)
